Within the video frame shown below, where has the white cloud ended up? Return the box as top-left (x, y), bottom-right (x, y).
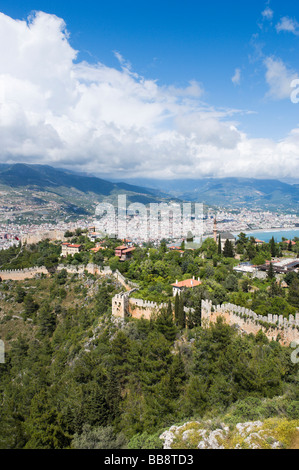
top-left (0, 11), bottom-right (299, 181)
top-left (232, 68), bottom-right (241, 86)
top-left (264, 56), bottom-right (298, 100)
top-left (262, 7), bottom-right (274, 20)
top-left (276, 16), bottom-right (299, 35)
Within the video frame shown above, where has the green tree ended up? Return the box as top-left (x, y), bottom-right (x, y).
top-left (23, 294), bottom-right (39, 320)
top-left (177, 295), bottom-right (186, 329)
top-left (288, 278), bottom-right (299, 309)
top-left (191, 294), bottom-right (202, 328)
top-left (16, 286), bottom-right (26, 303)
top-left (72, 424), bottom-right (126, 449)
top-left (267, 262), bottom-right (275, 281)
top-left (38, 303), bottom-right (56, 337)
top-left (174, 293), bottom-right (180, 326)
top-left (218, 235), bottom-right (222, 255)
top-left (155, 302), bottom-right (177, 343)
top-left (223, 239), bottom-right (234, 258)
top-left (269, 237), bottom-right (276, 257)
top-left (24, 390), bottom-right (71, 449)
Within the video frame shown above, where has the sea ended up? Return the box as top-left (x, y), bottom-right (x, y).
top-left (234, 228), bottom-right (299, 243)
top-left (198, 228), bottom-right (299, 244)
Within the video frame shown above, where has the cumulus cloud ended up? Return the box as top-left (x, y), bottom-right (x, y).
top-left (264, 56), bottom-right (298, 100)
top-left (276, 16), bottom-right (299, 35)
top-left (0, 10), bottom-right (298, 181)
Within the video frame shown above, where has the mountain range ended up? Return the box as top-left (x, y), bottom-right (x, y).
top-left (0, 164), bottom-right (298, 224)
top-left (114, 177), bottom-right (299, 212)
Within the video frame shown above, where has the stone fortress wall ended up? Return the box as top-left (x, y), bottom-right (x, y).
top-left (112, 293), bottom-right (299, 346)
top-left (1, 263), bottom-right (297, 345)
top-left (0, 266), bottom-right (49, 280)
top-left (201, 299), bottom-right (299, 346)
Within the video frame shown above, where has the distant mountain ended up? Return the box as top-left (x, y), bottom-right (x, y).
top-left (0, 163), bottom-right (159, 198)
top-left (0, 164), bottom-right (178, 222)
top-left (115, 177), bottom-right (299, 211)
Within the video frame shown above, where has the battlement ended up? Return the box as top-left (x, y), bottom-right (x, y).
top-left (130, 298), bottom-right (168, 309)
top-left (201, 299), bottom-right (299, 329)
top-left (0, 266), bottom-right (49, 280)
top-left (112, 293), bottom-right (299, 345)
top-left (201, 299), bottom-right (299, 345)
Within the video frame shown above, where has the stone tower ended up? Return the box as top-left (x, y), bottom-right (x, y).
top-left (213, 216), bottom-right (217, 243)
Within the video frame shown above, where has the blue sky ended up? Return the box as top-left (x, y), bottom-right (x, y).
top-left (0, 1), bottom-right (298, 180)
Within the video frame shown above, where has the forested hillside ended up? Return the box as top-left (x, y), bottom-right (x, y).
top-left (0, 268), bottom-right (298, 449)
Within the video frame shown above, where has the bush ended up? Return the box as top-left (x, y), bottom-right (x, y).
top-left (127, 431), bottom-right (163, 449)
top-left (72, 425), bottom-right (127, 449)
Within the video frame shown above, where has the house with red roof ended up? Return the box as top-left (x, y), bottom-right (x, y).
top-left (61, 243), bottom-right (82, 257)
top-left (115, 245), bottom-right (135, 261)
top-left (171, 277), bottom-right (202, 296)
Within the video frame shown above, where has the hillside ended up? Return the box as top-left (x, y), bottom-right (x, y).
top-left (0, 237), bottom-right (298, 449)
top-left (0, 164), bottom-right (177, 223)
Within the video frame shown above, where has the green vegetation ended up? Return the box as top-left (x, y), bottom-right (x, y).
top-left (0, 235), bottom-right (298, 449)
top-left (0, 269), bottom-right (298, 449)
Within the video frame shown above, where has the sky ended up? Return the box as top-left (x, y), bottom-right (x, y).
top-left (0, 0), bottom-right (299, 181)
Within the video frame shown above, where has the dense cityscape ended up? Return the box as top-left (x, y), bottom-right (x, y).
top-left (1, 206), bottom-right (298, 251)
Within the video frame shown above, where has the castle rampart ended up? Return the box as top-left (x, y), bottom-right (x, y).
top-left (0, 266), bottom-right (49, 280)
top-left (111, 293), bottom-right (299, 345)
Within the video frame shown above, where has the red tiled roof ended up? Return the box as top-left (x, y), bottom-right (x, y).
top-left (283, 240), bottom-right (296, 245)
top-left (171, 279), bottom-right (201, 288)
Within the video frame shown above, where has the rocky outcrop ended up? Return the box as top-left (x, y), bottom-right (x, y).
top-left (159, 419), bottom-right (299, 449)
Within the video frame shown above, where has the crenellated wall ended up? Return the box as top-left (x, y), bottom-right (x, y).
top-left (0, 266), bottom-right (49, 280)
top-left (128, 297), bottom-right (168, 320)
top-left (0, 263), bottom-right (114, 281)
top-left (201, 299), bottom-right (299, 346)
top-left (111, 293), bottom-right (299, 346)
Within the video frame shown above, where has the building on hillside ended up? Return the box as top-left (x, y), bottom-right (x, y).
top-left (88, 231), bottom-right (104, 241)
top-left (233, 263), bottom-right (257, 275)
top-left (282, 240), bottom-right (296, 247)
top-left (90, 246), bottom-right (105, 253)
top-left (254, 238), bottom-right (264, 246)
top-left (122, 238), bottom-right (133, 247)
top-left (168, 245), bottom-right (185, 255)
top-left (171, 277), bottom-right (202, 296)
top-left (257, 258), bottom-right (299, 274)
top-left (61, 243), bottom-right (82, 257)
top-left (115, 245), bottom-right (135, 261)
top-left (217, 232), bottom-right (236, 251)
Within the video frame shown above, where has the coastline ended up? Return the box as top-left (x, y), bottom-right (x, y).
top-left (202, 227), bottom-right (299, 242)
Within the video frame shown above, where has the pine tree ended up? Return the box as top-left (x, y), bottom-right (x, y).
top-left (267, 261), bottom-right (275, 281)
top-left (223, 239), bottom-right (234, 258)
top-left (218, 235), bottom-right (222, 255)
top-left (288, 278), bottom-right (299, 309)
top-left (178, 295), bottom-right (186, 329)
top-left (174, 293), bottom-right (180, 326)
top-left (270, 236), bottom-right (276, 257)
top-left (38, 303), bottom-right (56, 337)
top-left (193, 294), bottom-right (202, 328)
top-left (155, 303), bottom-right (177, 342)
